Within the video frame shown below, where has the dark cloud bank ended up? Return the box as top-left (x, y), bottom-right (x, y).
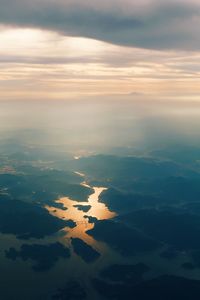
top-left (0, 0), bottom-right (200, 50)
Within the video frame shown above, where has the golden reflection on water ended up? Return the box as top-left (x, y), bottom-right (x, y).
top-left (45, 173), bottom-right (116, 246)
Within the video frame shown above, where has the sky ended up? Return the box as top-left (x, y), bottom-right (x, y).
top-left (0, 0), bottom-right (200, 100)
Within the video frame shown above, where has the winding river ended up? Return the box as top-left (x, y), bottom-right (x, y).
top-left (45, 172), bottom-right (116, 246)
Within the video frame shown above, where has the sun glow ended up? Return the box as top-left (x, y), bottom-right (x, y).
top-left (0, 27), bottom-right (200, 100)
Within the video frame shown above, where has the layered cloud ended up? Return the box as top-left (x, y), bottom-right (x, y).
top-left (0, 28), bottom-right (200, 100)
top-left (0, 0), bottom-right (200, 50)
top-left (0, 1), bottom-right (199, 100)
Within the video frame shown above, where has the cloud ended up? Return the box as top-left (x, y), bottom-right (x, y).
top-left (0, 0), bottom-right (200, 50)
